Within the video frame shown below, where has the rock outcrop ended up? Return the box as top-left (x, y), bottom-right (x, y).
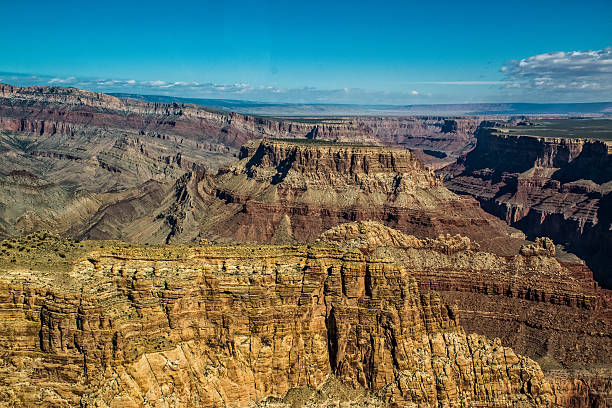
top-left (319, 221), bottom-right (612, 407)
top-left (0, 232), bottom-right (554, 407)
top-left (444, 121), bottom-right (612, 287)
top-left (361, 116), bottom-right (481, 167)
top-left (140, 138), bottom-right (525, 254)
top-left (0, 83), bottom-right (484, 241)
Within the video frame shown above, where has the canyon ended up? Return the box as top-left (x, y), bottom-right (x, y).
top-left (1, 83), bottom-right (611, 407)
top-left (0, 230), bottom-right (562, 407)
top-left (444, 119), bottom-right (612, 288)
top-left (0, 84), bottom-right (478, 241)
top-left (0, 84), bottom-right (518, 252)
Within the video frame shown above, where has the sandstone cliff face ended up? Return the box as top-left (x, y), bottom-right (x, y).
top-left (319, 221), bottom-right (612, 407)
top-left (0, 233), bottom-right (553, 407)
top-left (444, 123), bottom-right (612, 287)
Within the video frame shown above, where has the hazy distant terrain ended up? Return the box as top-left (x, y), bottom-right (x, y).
top-left (112, 93), bottom-right (612, 116)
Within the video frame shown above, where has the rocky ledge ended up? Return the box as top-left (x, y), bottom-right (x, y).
top-left (0, 232), bottom-right (553, 407)
top-left (319, 221), bottom-right (612, 407)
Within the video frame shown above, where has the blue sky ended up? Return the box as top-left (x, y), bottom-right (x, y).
top-left (1, 0), bottom-right (611, 104)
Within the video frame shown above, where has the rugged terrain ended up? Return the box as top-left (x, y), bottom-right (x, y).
top-left (27, 137), bottom-right (523, 254)
top-left (1, 84), bottom-right (611, 407)
top-left (360, 117), bottom-right (481, 168)
top-left (111, 93), bottom-right (612, 117)
top-left (0, 83), bottom-right (480, 240)
top-left (0, 231), bottom-right (556, 407)
top-left (444, 119), bottom-right (612, 287)
top-left (0, 84), bottom-right (523, 252)
top-left (150, 139), bottom-right (524, 254)
top-left (319, 221), bottom-right (612, 407)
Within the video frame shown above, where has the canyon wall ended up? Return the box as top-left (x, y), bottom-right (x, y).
top-left (0, 83), bottom-right (481, 241)
top-left (1, 83), bottom-right (611, 406)
top-left (0, 232), bottom-right (553, 407)
top-left (1, 127), bottom-right (525, 253)
top-left (0, 83), bottom-right (478, 171)
top-left (319, 221), bottom-right (612, 407)
top-left (361, 117), bottom-right (480, 167)
top-left (131, 139), bottom-right (526, 254)
top-left (445, 124), bottom-right (612, 287)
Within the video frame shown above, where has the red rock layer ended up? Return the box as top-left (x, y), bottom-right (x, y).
top-left (445, 124), bottom-right (612, 287)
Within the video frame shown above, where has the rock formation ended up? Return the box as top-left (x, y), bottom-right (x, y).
top-left (0, 82), bottom-right (379, 154)
top-left (0, 105), bottom-right (526, 253)
top-left (128, 138), bottom-right (525, 254)
top-left (361, 116), bottom-right (481, 168)
top-left (319, 221), bottom-right (612, 407)
top-left (444, 121), bottom-right (612, 287)
top-left (0, 83), bottom-right (483, 241)
top-left (1, 84), bottom-right (611, 407)
top-left (0, 232), bottom-right (554, 407)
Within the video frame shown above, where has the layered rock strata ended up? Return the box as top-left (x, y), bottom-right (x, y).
top-left (175, 139), bottom-right (525, 254)
top-left (319, 221), bottom-right (612, 407)
top-left (1, 136), bottom-right (525, 251)
top-left (0, 83), bottom-right (379, 153)
top-left (0, 83), bottom-right (483, 241)
top-left (360, 117), bottom-right (481, 168)
top-left (0, 232), bottom-right (553, 407)
top-left (444, 122), bottom-right (612, 287)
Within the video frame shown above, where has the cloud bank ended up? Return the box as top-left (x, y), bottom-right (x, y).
top-left (501, 46), bottom-right (612, 100)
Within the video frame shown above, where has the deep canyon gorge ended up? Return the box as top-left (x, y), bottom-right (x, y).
top-left (0, 83), bottom-right (611, 407)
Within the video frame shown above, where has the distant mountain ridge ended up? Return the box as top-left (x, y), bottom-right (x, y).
top-left (111, 92), bottom-right (612, 116)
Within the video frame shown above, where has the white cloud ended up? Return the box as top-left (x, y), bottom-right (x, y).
top-left (411, 90), bottom-right (419, 95)
top-left (48, 76), bottom-right (76, 84)
top-left (501, 46), bottom-right (612, 98)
